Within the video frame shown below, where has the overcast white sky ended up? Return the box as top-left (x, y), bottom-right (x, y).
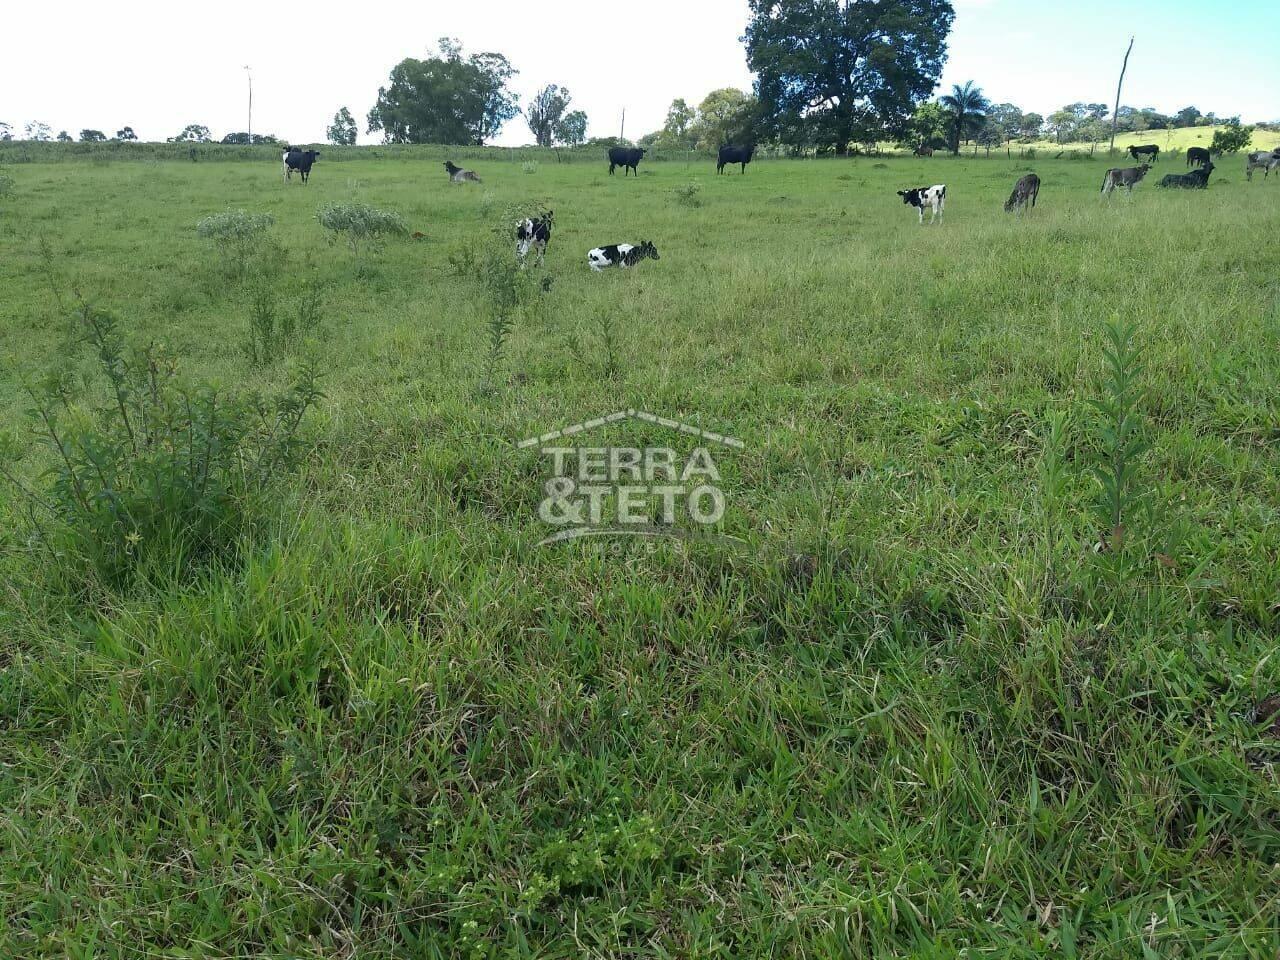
top-left (2, 0), bottom-right (1275, 146)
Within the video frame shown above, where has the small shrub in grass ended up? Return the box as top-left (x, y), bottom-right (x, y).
top-left (196, 209), bottom-right (274, 277)
top-left (316, 202), bottom-right (407, 267)
top-left (244, 279), bottom-right (326, 366)
top-left (0, 297), bottom-right (323, 588)
top-left (522, 161), bottom-right (538, 174)
top-left (0, 173), bottom-right (14, 198)
top-left (670, 180), bottom-right (703, 208)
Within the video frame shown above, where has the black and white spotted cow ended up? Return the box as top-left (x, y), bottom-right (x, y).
top-left (515, 210), bottom-right (554, 264)
top-left (1245, 150), bottom-right (1280, 181)
top-left (897, 184), bottom-right (946, 224)
top-left (587, 240), bottom-right (659, 271)
top-left (282, 147), bottom-right (320, 183)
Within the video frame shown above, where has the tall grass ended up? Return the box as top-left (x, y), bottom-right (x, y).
top-left (0, 150), bottom-right (1277, 957)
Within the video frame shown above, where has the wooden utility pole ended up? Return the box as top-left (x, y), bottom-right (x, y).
top-left (1109, 37), bottom-right (1134, 156)
top-left (620, 108), bottom-right (626, 143)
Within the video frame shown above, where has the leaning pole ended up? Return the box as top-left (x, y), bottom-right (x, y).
top-left (1109, 37), bottom-right (1134, 156)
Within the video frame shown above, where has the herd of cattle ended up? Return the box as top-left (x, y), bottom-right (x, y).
top-left (275, 140), bottom-right (1280, 270)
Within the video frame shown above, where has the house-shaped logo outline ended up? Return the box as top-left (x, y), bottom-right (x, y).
top-left (517, 409), bottom-right (744, 451)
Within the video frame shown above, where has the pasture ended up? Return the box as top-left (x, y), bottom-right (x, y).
top-left (2, 149), bottom-right (1279, 957)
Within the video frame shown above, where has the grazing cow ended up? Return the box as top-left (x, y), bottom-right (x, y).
top-left (1245, 150), bottom-right (1280, 181)
top-left (913, 144), bottom-right (934, 157)
top-left (897, 184), bottom-right (946, 224)
top-left (444, 161), bottom-right (481, 183)
top-left (1128, 144), bottom-right (1160, 163)
top-left (1159, 163), bottom-right (1214, 189)
top-left (1186, 146), bottom-right (1212, 168)
top-left (717, 144), bottom-right (756, 174)
top-left (1101, 164), bottom-right (1151, 196)
top-left (282, 147), bottom-right (320, 183)
top-left (1004, 173), bottom-right (1041, 212)
top-left (607, 147), bottom-right (646, 176)
top-left (587, 240), bottom-right (660, 271)
top-left (515, 210), bottom-right (554, 264)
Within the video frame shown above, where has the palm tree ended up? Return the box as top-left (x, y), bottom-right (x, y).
top-left (939, 81), bottom-right (992, 155)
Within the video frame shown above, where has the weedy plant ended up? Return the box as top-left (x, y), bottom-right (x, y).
top-left (522, 161), bottom-right (539, 175)
top-left (0, 172), bottom-right (14, 199)
top-left (0, 297), bottom-right (322, 588)
top-left (1087, 317), bottom-right (1149, 560)
top-left (316, 202), bottom-right (407, 270)
top-left (452, 202), bottom-right (549, 394)
top-left (671, 180), bottom-right (704, 208)
top-left (196, 209), bottom-right (275, 278)
top-left (243, 279), bottom-right (326, 366)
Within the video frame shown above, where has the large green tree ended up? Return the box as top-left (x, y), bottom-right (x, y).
top-left (327, 107), bottom-right (358, 146)
top-left (367, 39), bottom-right (518, 145)
top-left (744, 0), bottom-right (954, 154)
top-left (526, 85), bottom-right (573, 147)
top-left (557, 109), bottom-right (588, 146)
top-left (690, 88), bottom-right (759, 149)
top-left (939, 80), bottom-right (990, 153)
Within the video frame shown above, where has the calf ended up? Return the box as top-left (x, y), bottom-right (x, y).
top-left (282, 147), bottom-right (320, 183)
top-left (1158, 163), bottom-right (1213, 189)
top-left (717, 144), bottom-right (755, 174)
top-left (587, 240), bottom-right (659, 271)
top-left (1101, 164), bottom-right (1150, 196)
top-left (515, 210), bottom-right (554, 264)
top-left (607, 147), bottom-right (646, 176)
top-left (444, 161), bottom-right (481, 183)
top-left (1004, 173), bottom-right (1041, 213)
top-left (1128, 143), bottom-right (1160, 163)
top-left (1245, 150), bottom-right (1280, 181)
top-left (897, 184), bottom-right (946, 224)
top-left (1186, 146), bottom-right (1211, 168)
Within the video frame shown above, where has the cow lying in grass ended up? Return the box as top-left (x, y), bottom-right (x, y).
top-left (1004, 173), bottom-right (1040, 212)
top-left (444, 161), bottom-right (481, 183)
top-left (1158, 163), bottom-right (1213, 189)
top-left (1101, 164), bottom-right (1150, 196)
top-left (587, 241), bottom-right (659, 271)
top-left (515, 211), bottom-right (553, 264)
top-left (897, 185), bottom-right (946, 224)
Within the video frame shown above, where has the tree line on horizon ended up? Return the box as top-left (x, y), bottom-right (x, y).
top-left (3, 0), bottom-right (1274, 154)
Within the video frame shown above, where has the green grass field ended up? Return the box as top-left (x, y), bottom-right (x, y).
top-left (2, 148), bottom-right (1280, 957)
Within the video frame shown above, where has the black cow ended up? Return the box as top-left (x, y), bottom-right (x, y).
top-left (717, 144), bottom-right (755, 174)
top-left (1004, 173), bottom-right (1040, 212)
top-left (1159, 163), bottom-right (1213, 189)
top-left (607, 147), bottom-right (646, 176)
top-left (1128, 143), bottom-right (1160, 164)
top-left (282, 147), bottom-right (320, 183)
top-left (913, 144), bottom-right (934, 157)
top-left (1186, 146), bottom-right (1212, 168)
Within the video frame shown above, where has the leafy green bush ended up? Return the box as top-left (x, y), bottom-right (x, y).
top-left (1210, 119), bottom-right (1253, 155)
top-left (1, 299), bottom-right (322, 587)
top-left (670, 180), bottom-right (703, 208)
top-left (0, 173), bottom-right (14, 198)
top-left (316, 202), bottom-right (407, 265)
top-left (522, 161), bottom-right (538, 174)
top-left (196, 209), bottom-right (274, 276)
